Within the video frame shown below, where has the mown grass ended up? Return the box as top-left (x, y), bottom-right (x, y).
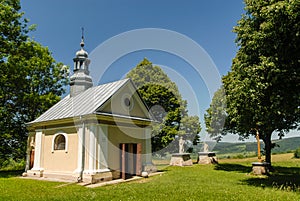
top-left (0, 153), bottom-right (299, 201)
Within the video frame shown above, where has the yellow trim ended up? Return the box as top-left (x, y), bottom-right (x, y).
top-left (27, 113), bottom-right (153, 130)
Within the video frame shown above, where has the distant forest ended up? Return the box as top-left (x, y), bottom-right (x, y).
top-left (194, 137), bottom-right (300, 155)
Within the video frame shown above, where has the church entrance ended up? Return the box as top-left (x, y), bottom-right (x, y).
top-left (120, 143), bottom-right (142, 179)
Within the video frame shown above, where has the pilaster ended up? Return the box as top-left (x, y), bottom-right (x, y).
top-left (31, 131), bottom-right (43, 171)
top-left (98, 124), bottom-right (108, 170)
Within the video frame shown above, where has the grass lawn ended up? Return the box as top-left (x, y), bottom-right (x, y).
top-left (0, 153), bottom-right (299, 201)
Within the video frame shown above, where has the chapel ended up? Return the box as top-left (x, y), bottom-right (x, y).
top-left (24, 36), bottom-right (156, 183)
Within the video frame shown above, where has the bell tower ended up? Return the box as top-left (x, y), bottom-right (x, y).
top-left (70, 29), bottom-right (93, 97)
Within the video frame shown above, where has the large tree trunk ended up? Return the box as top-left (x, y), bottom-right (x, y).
top-left (262, 132), bottom-right (273, 169)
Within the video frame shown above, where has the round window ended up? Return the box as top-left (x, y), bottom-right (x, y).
top-left (124, 97), bottom-right (131, 107)
top-left (121, 94), bottom-right (134, 111)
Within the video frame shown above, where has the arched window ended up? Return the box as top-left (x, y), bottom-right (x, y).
top-left (54, 134), bottom-right (65, 150)
top-left (52, 133), bottom-right (68, 153)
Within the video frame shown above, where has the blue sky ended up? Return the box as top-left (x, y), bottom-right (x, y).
top-left (20, 0), bottom-right (253, 142)
top-left (21, 0), bottom-right (244, 76)
top-left (21, 0), bottom-right (300, 142)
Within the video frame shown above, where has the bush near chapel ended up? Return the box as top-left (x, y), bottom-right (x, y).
top-left (294, 147), bottom-right (300, 158)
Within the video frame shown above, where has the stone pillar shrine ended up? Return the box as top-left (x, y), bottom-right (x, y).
top-left (170, 136), bottom-right (193, 166)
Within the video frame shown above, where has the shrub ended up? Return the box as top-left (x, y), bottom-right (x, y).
top-left (294, 147), bottom-right (300, 158)
top-left (0, 158), bottom-right (25, 171)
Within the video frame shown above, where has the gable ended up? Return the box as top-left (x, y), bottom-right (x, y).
top-left (97, 80), bottom-right (151, 120)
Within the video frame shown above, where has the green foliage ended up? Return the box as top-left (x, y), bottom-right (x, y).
top-left (178, 115), bottom-right (201, 144)
top-left (0, 158), bottom-right (25, 171)
top-left (0, 0), bottom-right (28, 58)
top-left (127, 58), bottom-right (182, 98)
top-left (204, 87), bottom-right (227, 142)
top-left (205, 0), bottom-right (300, 164)
top-left (126, 58), bottom-right (201, 153)
top-left (138, 83), bottom-right (180, 122)
top-left (0, 0), bottom-right (69, 165)
top-left (294, 147), bottom-right (300, 158)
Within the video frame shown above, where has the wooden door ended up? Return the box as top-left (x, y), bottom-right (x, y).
top-left (29, 149), bottom-right (35, 169)
top-left (120, 143), bottom-right (142, 179)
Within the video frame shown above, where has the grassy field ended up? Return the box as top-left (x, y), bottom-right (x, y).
top-left (0, 153), bottom-right (299, 201)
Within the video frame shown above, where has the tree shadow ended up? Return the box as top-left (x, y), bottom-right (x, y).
top-left (214, 163), bottom-right (252, 173)
top-left (215, 163), bottom-right (300, 192)
top-left (242, 166), bottom-right (300, 192)
top-left (0, 170), bottom-right (23, 178)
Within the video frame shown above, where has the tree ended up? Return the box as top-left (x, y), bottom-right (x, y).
top-left (126, 58), bottom-right (201, 154)
top-left (0, 0), bottom-right (69, 166)
top-left (204, 87), bottom-right (227, 142)
top-left (205, 0), bottom-right (300, 166)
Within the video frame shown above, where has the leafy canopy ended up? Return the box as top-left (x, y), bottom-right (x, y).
top-left (205, 0), bottom-right (300, 164)
top-left (127, 58), bottom-right (201, 154)
top-left (0, 0), bottom-right (69, 166)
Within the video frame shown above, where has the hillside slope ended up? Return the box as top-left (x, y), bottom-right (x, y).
top-left (198, 137), bottom-right (300, 155)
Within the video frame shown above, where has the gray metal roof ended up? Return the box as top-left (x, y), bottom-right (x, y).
top-left (29, 78), bottom-right (131, 124)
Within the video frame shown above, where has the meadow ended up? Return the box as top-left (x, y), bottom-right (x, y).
top-left (0, 153), bottom-right (299, 201)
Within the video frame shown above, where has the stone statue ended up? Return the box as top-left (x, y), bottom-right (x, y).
top-left (179, 136), bottom-right (185, 153)
top-left (203, 142), bottom-right (209, 152)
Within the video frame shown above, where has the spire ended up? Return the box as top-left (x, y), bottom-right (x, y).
top-left (70, 28), bottom-right (93, 97)
top-left (75, 28), bottom-right (88, 60)
top-left (80, 27), bottom-right (85, 48)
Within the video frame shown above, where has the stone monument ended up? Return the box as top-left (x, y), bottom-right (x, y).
top-left (251, 129), bottom-right (270, 175)
top-left (197, 142), bottom-right (218, 164)
top-left (203, 142), bottom-right (209, 152)
top-left (169, 136), bottom-right (193, 166)
top-left (179, 136), bottom-right (185, 154)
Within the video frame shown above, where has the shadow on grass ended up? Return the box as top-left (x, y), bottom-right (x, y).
top-left (0, 170), bottom-right (23, 178)
top-left (215, 163), bottom-right (300, 192)
top-left (242, 166), bottom-right (300, 192)
top-left (214, 163), bottom-right (252, 173)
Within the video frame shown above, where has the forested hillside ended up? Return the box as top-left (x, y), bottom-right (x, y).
top-left (195, 137), bottom-right (300, 155)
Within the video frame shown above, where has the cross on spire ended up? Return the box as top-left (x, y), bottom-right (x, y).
top-left (80, 27), bottom-right (85, 48)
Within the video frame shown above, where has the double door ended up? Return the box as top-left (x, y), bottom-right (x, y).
top-left (120, 143), bottom-right (142, 179)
